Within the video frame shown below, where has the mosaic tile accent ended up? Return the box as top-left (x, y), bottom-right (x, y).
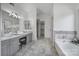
top-left (54, 31), bottom-right (76, 40)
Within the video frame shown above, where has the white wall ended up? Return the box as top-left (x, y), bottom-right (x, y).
top-left (14, 4), bottom-right (37, 41)
top-left (54, 4), bottom-right (75, 31)
top-left (45, 16), bottom-right (52, 38)
top-left (36, 3), bottom-right (53, 39)
top-left (74, 7), bottom-right (79, 39)
top-left (25, 4), bottom-right (37, 40)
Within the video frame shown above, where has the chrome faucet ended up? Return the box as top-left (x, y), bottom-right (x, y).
top-left (71, 31), bottom-right (79, 44)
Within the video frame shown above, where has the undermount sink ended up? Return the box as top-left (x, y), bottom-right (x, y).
top-left (12, 33), bottom-right (21, 35)
top-left (3, 34), bottom-right (13, 37)
top-left (12, 32), bottom-right (24, 35)
top-left (2, 33), bottom-right (20, 37)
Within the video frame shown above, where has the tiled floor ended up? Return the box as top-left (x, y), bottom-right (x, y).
top-left (15, 38), bottom-right (58, 56)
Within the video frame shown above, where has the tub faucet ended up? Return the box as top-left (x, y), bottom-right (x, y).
top-left (71, 31), bottom-right (79, 44)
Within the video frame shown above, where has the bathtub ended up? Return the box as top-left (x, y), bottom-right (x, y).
top-left (55, 39), bottom-right (79, 56)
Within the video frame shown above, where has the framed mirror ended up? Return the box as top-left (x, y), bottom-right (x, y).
top-left (2, 10), bottom-right (20, 36)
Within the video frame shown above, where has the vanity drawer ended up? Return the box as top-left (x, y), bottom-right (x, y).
top-left (27, 33), bottom-right (32, 44)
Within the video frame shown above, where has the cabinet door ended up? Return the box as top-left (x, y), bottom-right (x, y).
top-left (1, 40), bottom-right (10, 56)
top-left (1, 38), bottom-right (19, 56)
top-left (29, 33), bottom-right (32, 42)
top-left (9, 38), bottom-right (19, 56)
top-left (12, 38), bottom-right (19, 55)
top-left (1, 46), bottom-right (10, 56)
top-left (27, 33), bottom-right (32, 44)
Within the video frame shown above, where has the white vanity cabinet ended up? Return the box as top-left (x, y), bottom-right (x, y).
top-left (1, 37), bottom-right (19, 56)
top-left (1, 39), bottom-right (10, 56)
top-left (9, 38), bottom-right (19, 56)
top-left (1, 32), bottom-right (33, 56)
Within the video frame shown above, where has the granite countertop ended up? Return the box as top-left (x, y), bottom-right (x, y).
top-left (55, 39), bottom-right (79, 56)
top-left (1, 30), bottom-right (32, 41)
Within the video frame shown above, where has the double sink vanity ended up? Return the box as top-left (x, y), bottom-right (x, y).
top-left (0, 4), bottom-right (33, 56)
top-left (1, 30), bottom-right (32, 56)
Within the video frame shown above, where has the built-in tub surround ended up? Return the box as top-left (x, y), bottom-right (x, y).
top-left (54, 31), bottom-right (79, 56)
top-left (55, 39), bottom-right (79, 56)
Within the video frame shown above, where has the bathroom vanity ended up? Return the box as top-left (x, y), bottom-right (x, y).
top-left (1, 31), bottom-right (32, 56)
top-left (0, 3), bottom-right (33, 56)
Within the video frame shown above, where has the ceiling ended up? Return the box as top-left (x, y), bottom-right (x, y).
top-left (14, 3), bottom-right (53, 16)
top-left (35, 3), bottom-right (53, 16)
top-left (14, 3), bottom-right (79, 17)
